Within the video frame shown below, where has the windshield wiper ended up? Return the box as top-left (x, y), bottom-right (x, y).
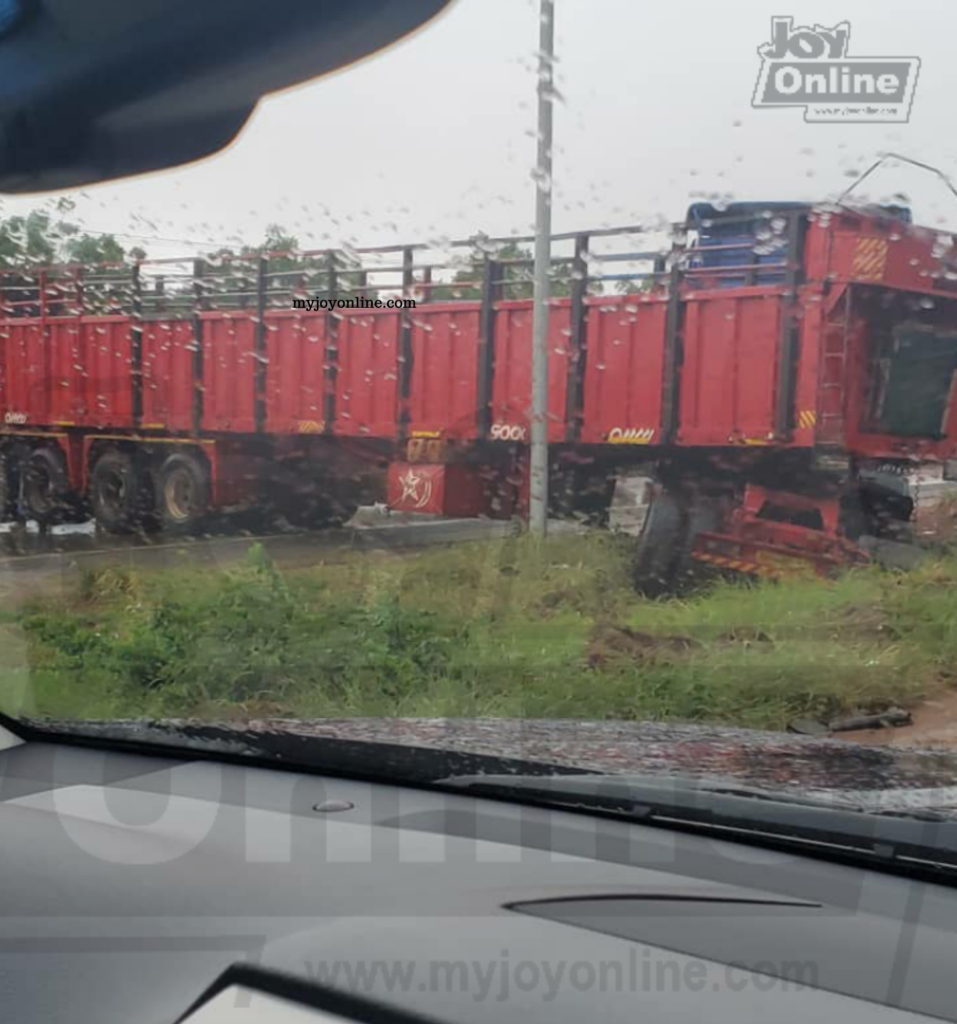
top-left (8, 716), bottom-right (595, 786)
top-left (439, 773), bottom-right (957, 876)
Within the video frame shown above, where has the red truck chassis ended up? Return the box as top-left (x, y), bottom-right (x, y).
top-left (2, 202), bottom-right (957, 586)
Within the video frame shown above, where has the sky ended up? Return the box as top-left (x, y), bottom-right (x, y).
top-left (1, 0), bottom-right (955, 262)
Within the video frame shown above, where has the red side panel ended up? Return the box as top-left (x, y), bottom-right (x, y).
top-left (3, 322), bottom-right (48, 426)
top-left (408, 304), bottom-right (480, 439)
top-left (142, 319), bottom-right (196, 432)
top-left (334, 311), bottom-right (399, 438)
top-left (581, 295), bottom-right (666, 444)
top-left (201, 313), bottom-right (256, 433)
top-left (265, 311), bottom-right (327, 433)
top-left (46, 320), bottom-right (81, 425)
top-left (490, 299), bottom-right (570, 443)
top-left (77, 317), bottom-right (133, 428)
top-left (678, 292), bottom-right (784, 445)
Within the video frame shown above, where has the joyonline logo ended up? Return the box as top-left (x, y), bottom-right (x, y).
top-left (752, 17), bottom-right (920, 123)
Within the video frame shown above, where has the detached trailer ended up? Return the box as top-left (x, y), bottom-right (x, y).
top-left (2, 202), bottom-right (957, 587)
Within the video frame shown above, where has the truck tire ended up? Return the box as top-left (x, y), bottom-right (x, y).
top-left (21, 446), bottom-right (71, 526)
top-left (0, 446), bottom-right (23, 522)
top-left (156, 451), bottom-right (210, 534)
top-left (90, 450), bottom-right (144, 534)
top-left (283, 490), bottom-right (358, 529)
top-left (321, 495), bottom-right (360, 528)
top-left (632, 485), bottom-right (686, 597)
top-left (673, 494), bottom-right (721, 590)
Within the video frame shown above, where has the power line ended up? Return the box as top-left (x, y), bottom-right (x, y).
top-left (67, 226), bottom-right (234, 250)
top-left (1, 214), bottom-right (242, 251)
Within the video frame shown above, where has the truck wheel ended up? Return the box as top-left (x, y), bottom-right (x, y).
top-left (90, 451), bottom-right (143, 534)
top-left (21, 446), bottom-right (71, 526)
top-left (321, 495), bottom-right (359, 528)
top-left (283, 491), bottom-right (358, 529)
top-left (157, 451), bottom-right (210, 534)
top-left (0, 446), bottom-right (24, 522)
top-left (673, 494), bottom-right (721, 591)
top-left (632, 485), bottom-right (686, 597)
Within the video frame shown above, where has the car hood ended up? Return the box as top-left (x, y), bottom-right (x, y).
top-left (19, 715), bottom-right (957, 817)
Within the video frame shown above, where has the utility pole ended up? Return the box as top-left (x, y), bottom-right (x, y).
top-left (529, 0), bottom-right (555, 537)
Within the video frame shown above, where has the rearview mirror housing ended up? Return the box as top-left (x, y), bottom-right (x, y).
top-left (0, 0), bottom-right (453, 192)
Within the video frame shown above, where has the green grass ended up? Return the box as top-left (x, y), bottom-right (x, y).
top-left (1, 535), bottom-right (955, 731)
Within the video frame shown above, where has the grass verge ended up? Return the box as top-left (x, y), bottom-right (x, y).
top-left (1, 534), bottom-right (955, 731)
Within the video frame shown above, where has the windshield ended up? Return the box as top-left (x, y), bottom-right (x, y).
top-left (2, 0), bottom-right (957, 816)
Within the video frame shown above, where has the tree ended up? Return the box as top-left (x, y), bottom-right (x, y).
top-left (0, 210), bottom-right (60, 266)
top-left (0, 204), bottom-right (137, 314)
top-left (431, 239), bottom-right (574, 301)
top-left (0, 200), bottom-right (131, 268)
top-left (190, 225), bottom-right (366, 311)
top-left (242, 224), bottom-right (328, 304)
top-left (614, 276), bottom-right (656, 295)
top-left (62, 232), bottom-right (126, 265)
top-left (58, 224), bottom-right (131, 313)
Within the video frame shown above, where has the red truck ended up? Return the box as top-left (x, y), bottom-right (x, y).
top-left (2, 201), bottom-right (957, 587)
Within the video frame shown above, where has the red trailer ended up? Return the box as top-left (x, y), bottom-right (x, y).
top-left (2, 202), bottom-right (957, 586)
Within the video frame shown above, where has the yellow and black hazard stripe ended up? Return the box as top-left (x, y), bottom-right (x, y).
top-left (851, 236), bottom-right (889, 282)
top-left (693, 550), bottom-right (819, 579)
top-left (797, 409), bottom-right (817, 430)
top-left (297, 420), bottom-right (324, 434)
top-left (692, 551), bottom-right (763, 576)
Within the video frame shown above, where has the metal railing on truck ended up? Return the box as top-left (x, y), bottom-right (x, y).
top-left (0, 211), bottom-right (802, 316)
top-left (0, 209), bottom-right (805, 440)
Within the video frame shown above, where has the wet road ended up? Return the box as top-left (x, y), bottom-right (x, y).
top-left (0, 511), bottom-right (517, 600)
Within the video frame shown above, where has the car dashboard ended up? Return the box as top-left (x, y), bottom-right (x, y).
top-left (1, 727), bottom-right (956, 1023)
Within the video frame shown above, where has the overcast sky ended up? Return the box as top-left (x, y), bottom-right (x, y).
top-left (1, 0), bottom-right (954, 260)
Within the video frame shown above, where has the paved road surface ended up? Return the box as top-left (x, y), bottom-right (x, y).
top-left (0, 511), bottom-right (521, 601)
